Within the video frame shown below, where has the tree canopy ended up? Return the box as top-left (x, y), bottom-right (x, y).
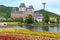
top-left (25, 14), bottom-right (34, 24)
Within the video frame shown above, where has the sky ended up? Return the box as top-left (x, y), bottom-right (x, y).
top-left (0, 0), bottom-right (60, 15)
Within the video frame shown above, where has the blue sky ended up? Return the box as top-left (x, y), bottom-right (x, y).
top-left (0, 0), bottom-right (60, 15)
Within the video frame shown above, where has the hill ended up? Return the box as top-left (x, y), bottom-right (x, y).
top-left (0, 5), bottom-right (12, 18)
top-left (0, 5), bottom-right (60, 18)
top-left (34, 9), bottom-right (60, 18)
top-left (0, 5), bottom-right (18, 18)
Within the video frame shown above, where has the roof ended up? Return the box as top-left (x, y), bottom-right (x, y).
top-left (20, 3), bottom-right (26, 7)
top-left (11, 7), bottom-right (16, 12)
top-left (29, 5), bottom-right (34, 9)
top-left (34, 14), bottom-right (43, 18)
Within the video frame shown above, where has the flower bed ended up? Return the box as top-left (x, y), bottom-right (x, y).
top-left (0, 28), bottom-right (60, 39)
top-left (0, 33), bottom-right (60, 40)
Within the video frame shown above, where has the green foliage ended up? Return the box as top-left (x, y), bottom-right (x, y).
top-left (0, 5), bottom-right (60, 23)
top-left (34, 9), bottom-right (60, 18)
top-left (57, 18), bottom-right (59, 23)
top-left (35, 9), bottom-right (60, 23)
top-left (6, 17), bottom-right (23, 22)
top-left (25, 14), bottom-right (34, 24)
top-left (7, 18), bottom-right (14, 22)
top-left (50, 20), bottom-right (55, 23)
top-left (44, 12), bottom-right (49, 23)
top-left (0, 5), bottom-right (18, 18)
top-left (0, 5), bottom-right (12, 18)
top-left (14, 17), bottom-right (23, 22)
top-left (34, 22), bottom-right (45, 26)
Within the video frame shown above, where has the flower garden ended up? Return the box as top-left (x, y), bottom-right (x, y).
top-left (0, 28), bottom-right (60, 40)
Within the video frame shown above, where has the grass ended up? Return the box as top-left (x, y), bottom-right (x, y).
top-left (7, 22), bottom-right (19, 24)
top-left (0, 22), bottom-right (19, 25)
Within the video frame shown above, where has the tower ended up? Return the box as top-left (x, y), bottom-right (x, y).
top-left (11, 3), bottom-right (34, 18)
top-left (19, 3), bottom-right (26, 12)
top-left (42, 2), bottom-right (46, 22)
top-left (11, 7), bottom-right (17, 18)
top-left (29, 5), bottom-right (34, 12)
top-left (26, 5), bottom-right (34, 16)
top-left (42, 2), bottom-right (46, 10)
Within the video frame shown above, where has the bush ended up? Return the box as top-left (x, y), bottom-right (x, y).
top-left (50, 20), bottom-right (55, 23)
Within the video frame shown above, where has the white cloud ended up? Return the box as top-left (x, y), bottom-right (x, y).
top-left (0, 0), bottom-right (60, 15)
top-left (46, 8), bottom-right (60, 15)
top-left (18, 0), bottom-right (60, 15)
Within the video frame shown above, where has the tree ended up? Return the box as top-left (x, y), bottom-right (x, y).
top-left (57, 18), bottom-right (59, 23)
top-left (50, 20), bottom-right (55, 23)
top-left (44, 12), bottom-right (49, 23)
top-left (7, 18), bottom-right (14, 22)
top-left (25, 14), bottom-right (34, 24)
top-left (19, 17), bottom-right (23, 23)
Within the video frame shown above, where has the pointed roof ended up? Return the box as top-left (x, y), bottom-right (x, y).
top-left (19, 3), bottom-right (26, 7)
top-left (29, 5), bottom-right (34, 9)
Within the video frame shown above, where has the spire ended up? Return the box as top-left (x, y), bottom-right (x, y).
top-left (19, 3), bottom-right (26, 7)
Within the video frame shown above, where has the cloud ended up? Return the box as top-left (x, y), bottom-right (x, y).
top-left (0, 0), bottom-right (60, 15)
top-left (0, 0), bottom-right (22, 7)
top-left (46, 8), bottom-right (60, 15)
top-left (45, 0), bottom-right (60, 15)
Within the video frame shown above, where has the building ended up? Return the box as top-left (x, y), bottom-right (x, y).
top-left (34, 12), bottom-right (43, 22)
top-left (49, 17), bottom-right (58, 22)
top-left (11, 3), bottom-right (43, 22)
top-left (0, 18), bottom-right (6, 21)
top-left (11, 3), bottom-right (34, 19)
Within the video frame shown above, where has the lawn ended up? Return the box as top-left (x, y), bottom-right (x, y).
top-left (7, 22), bottom-right (18, 24)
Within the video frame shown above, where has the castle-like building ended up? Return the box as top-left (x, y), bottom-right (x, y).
top-left (11, 3), bottom-right (43, 22)
top-left (11, 3), bottom-right (34, 19)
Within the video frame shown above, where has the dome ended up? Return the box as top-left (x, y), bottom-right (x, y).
top-left (29, 5), bottom-right (34, 9)
top-left (20, 3), bottom-right (26, 7)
